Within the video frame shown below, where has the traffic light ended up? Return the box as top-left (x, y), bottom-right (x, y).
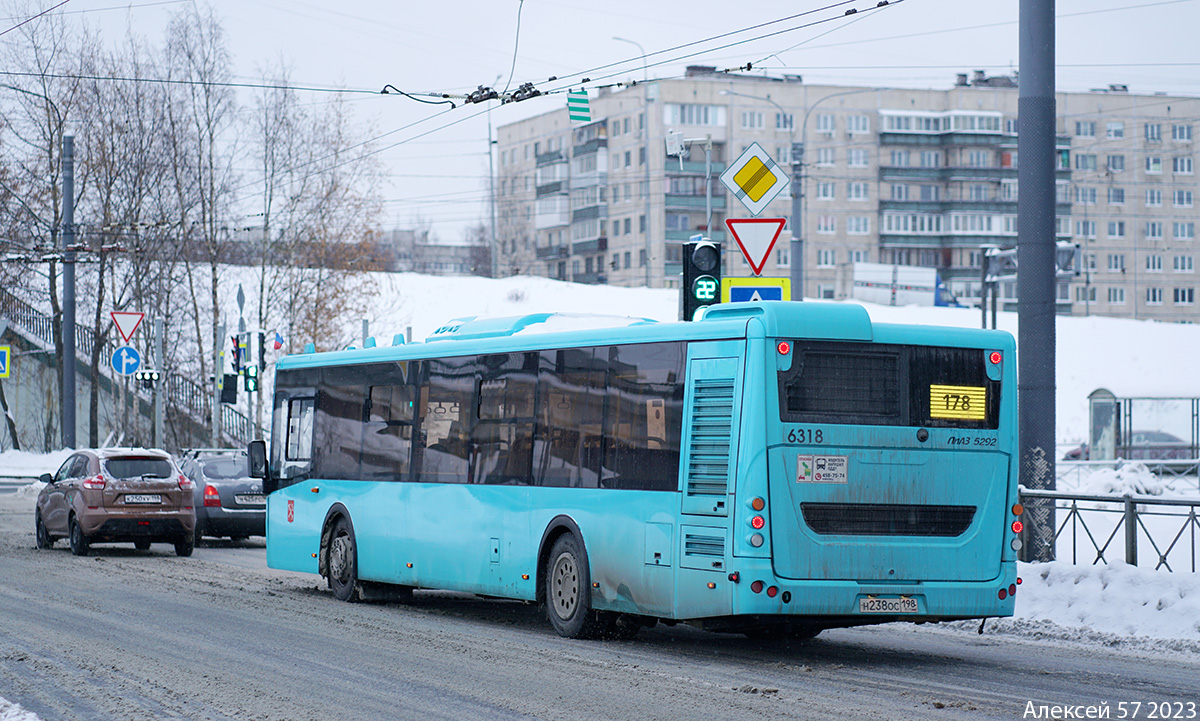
top-left (221, 373), bottom-right (238, 404)
top-left (244, 364), bottom-right (258, 392)
top-left (682, 237), bottom-right (722, 321)
top-left (230, 335), bottom-right (241, 374)
top-left (134, 369), bottom-right (161, 389)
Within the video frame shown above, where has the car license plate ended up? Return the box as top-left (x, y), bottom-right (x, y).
top-left (235, 494), bottom-right (266, 506)
top-left (859, 596), bottom-right (918, 614)
top-left (124, 494), bottom-right (161, 504)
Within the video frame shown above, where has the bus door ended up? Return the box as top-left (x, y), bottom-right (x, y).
top-left (767, 342), bottom-right (1009, 584)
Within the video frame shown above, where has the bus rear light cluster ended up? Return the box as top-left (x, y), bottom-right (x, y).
top-left (749, 533), bottom-right (764, 547)
top-left (998, 583), bottom-right (1018, 600)
top-left (203, 485), bottom-right (221, 507)
top-left (751, 515), bottom-right (765, 530)
top-left (751, 580), bottom-right (764, 593)
top-left (777, 341), bottom-right (791, 356)
top-left (82, 475), bottom-right (106, 490)
top-left (1011, 520), bottom-right (1023, 534)
top-left (766, 586), bottom-right (779, 598)
top-left (989, 351), bottom-right (1002, 365)
top-left (747, 497), bottom-right (767, 547)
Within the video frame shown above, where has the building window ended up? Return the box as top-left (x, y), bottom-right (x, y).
top-left (920, 184), bottom-right (940, 202)
top-left (1147, 254), bottom-right (1163, 272)
top-left (1146, 189), bottom-right (1163, 207)
top-left (776, 113), bottom-right (794, 131)
top-left (890, 150), bottom-right (910, 166)
top-left (815, 114), bottom-right (834, 133)
top-left (1106, 122), bottom-right (1124, 139)
top-left (816, 148), bottom-right (835, 166)
top-left (1075, 154), bottom-right (1097, 171)
top-left (1146, 156), bottom-right (1163, 174)
top-left (1146, 123), bottom-right (1162, 141)
top-left (847, 182), bottom-right (869, 201)
top-left (816, 215), bottom-right (836, 234)
top-left (1107, 287), bottom-right (1126, 304)
top-left (623, 251), bottom-right (631, 268)
top-left (612, 221), bottom-right (620, 237)
top-left (847, 148), bottom-right (868, 167)
top-left (851, 249), bottom-right (869, 263)
top-left (1107, 155), bottom-right (1125, 173)
top-left (639, 147), bottom-right (646, 165)
top-left (624, 151), bottom-right (632, 167)
top-left (847, 216), bottom-right (870, 235)
top-left (891, 184), bottom-right (909, 201)
top-left (666, 103), bottom-right (726, 127)
top-left (1175, 222), bottom-right (1195, 241)
top-left (776, 247), bottom-right (790, 267)
top-left (1175, 189), bottom-right (1195, 207)
top-left (817, 249), bottom-right (836, 267)
top-left (1173, 124), bottom-right (1193, 141)
top-left (777, 146), bottom-right (792, 164)
top-left (1175, 255), bottom-right (1195, 272)
top-left (639, 249), bottom-right (646, 267)
top-left (968, 150), bottom-right (991, 168)
top-left (741, 111), bottom-right (764, 130)
top-left (639, 215), bottom-right (646, 233)
top-left (1076, 186), bottom-right (1097, 204)
top-left (1005, 118), bottom-right (1019, 134)
top-left (920, 151), bottom-right (941, 168)
top-left (1146, 222), bottom-right (1164, 240)
top-left (1107, 254), bottom-right (1125, 272)
top-left (1175, 288), bottom-right (1195, 305)
top-left (847, 115), bottom-right (870, 134)
top-left (1173, 157), bottom-right (1193, 174)
top-left (817, 182), bottom-right (835, 200)
top-left (1108, 221), bottom-right (1125, 238)
top-left (1076, 220), bottom-right (1096, 239)
top-left (1076, 286), bottom-right (1096, 303)
top-left (1075, 121), bottom-right (1096, 137)
top-left (623, 218), bottom-right (632, 234)
top-left (1109, 187), bottom-right (1125, 204)
top-left (1147, 288), bottom-right (1164, 305)
top-left (970, 184), bottom-right (990, 201)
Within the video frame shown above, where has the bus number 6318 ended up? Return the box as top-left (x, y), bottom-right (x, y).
top-left (788, 428), bottom-right (824, 444)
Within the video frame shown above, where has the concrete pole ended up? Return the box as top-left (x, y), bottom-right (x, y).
top-left (1018, 0), bottom-right (1058, 561)
top-left (61, 136), bottom-right (76, 449)
top-left (212, 322), bottom-right (224, 446)
top-left (154, 317), bottom-right (164, 448)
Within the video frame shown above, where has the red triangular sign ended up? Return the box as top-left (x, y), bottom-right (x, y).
top-left (725, 218), bottom-right (786, 276)
top-left (111, 311), bottom-right (145, 344)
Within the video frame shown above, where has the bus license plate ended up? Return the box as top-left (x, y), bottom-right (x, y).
top-left (235, 494), bottom-right (266, 506)
top-left (859, 597), bottom-right (918, 614)
top-left (124, 494), bottom-right (161, 504)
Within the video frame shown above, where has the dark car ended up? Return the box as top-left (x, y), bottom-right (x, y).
top-left (179, 449), bottom-right (266, 543)
top-left (36, 448), bottom-right (196, 556)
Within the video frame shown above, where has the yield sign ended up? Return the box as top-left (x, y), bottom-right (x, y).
top-left (110, 311), bottom-right (145, 344)
top-left (725, 218), bottom-right (787, 276)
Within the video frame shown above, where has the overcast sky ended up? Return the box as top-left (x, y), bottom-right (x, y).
top-left (28, 0), bottom-right (1200, 241)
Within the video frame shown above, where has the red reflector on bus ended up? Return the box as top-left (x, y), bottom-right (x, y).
top-left (1009, 583), bottom-right (1017, 596)
top-left (777, 341), bottom-right (791, 355)
top-left (1011, 520), bottom-right (1023, 534)
top-left (998, 588), bottom-right (1008, 600)
top-left (989, 351), bottom-right (1002, 364)
top-left (707, 582), bottom-right (716, 589)
top-left (751, 515), bottom-right (765, 530)
top-left (751, 581), bottom-right (763, 593)
top-left (766, 586), bottom-right (778, 598)
top-left (1012, 503), bottom-right (1024, 516)
top-left (751, 497), bottom-right (765, 511)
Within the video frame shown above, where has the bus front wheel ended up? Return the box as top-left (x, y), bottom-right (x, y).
top-left (328, 517), bottom-right (360, 602)
top-left (545, 534), bottom-right (607, 639)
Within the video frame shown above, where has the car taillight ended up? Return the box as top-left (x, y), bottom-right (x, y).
top-left (179, 474), bottom-right (195, 491)
top-left (203, 484), bottom-right (221, 507)
top-left (82, 474), bottom-right (105, 490)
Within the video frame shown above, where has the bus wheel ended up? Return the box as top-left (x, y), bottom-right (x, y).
top-left (328, 517), bottom-right (360, 602)
top-left (545, 534), bottom-right (606, 639)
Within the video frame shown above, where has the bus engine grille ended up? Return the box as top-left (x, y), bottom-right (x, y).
top-left (800, 503), bottom-right (976, 537)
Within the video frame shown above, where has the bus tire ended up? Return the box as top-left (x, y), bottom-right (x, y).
top-left (545, 534), bottom-right (607, 639)
top-left (328, 516), bottom-right (361, 603)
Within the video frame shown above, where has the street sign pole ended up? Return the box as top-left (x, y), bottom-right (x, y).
top-left (154, 318), bottom-right (164, 448)
top-left (213, 322), bottom-right (224, 446)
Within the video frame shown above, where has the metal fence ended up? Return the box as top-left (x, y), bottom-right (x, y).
top-left (1019, 487), bottom-right (1200, 572)
top-left (0, 287), bottom-right (250, 446)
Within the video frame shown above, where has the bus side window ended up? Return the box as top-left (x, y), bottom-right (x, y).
top-left (284, 397), bottom-right (315, 479)
top-left (362, 384), bottom-right (414, 481)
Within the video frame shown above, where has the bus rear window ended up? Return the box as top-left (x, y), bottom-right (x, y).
top-left (779, 342), bottom-right (999, 429)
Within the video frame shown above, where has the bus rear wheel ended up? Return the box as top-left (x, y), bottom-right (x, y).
top-left (328, 517), bottom-right (360, 603)
top-left (545, 534), bottom-right (607, 639)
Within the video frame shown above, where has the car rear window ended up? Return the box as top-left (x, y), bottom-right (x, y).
top-left (199, 458), bottom-right (249, 480)
top-left (103, 458), bottom-right (175, 479)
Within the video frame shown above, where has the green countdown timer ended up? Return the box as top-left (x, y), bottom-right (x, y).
top-left (692, 275), bottom-right (719, 303)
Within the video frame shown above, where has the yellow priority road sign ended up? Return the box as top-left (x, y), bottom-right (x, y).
top-left (719, 142), bottom-right (791, 216)
top-left (721, 277), bottom-right (792, 303)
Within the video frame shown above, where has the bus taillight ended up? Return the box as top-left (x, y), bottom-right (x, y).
top-left (751, 515), bottom-right (765, 530)
top-left (989, 351), bottom-right (1002, 365)
top-left (1011, 520), bottom-right (1023, 534)
top-left (777, 341), bottom-right (791, 355)
top-left (751, 580), bottom-right (764, 594)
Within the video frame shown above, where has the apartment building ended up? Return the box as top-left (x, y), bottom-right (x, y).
top-left (494, 67), bottom-right (1200, 322)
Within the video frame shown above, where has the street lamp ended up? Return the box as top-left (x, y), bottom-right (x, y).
top-left (720, 89), bottom-right (799, 295)
top-left (613, 36), bottom-right (654, 288)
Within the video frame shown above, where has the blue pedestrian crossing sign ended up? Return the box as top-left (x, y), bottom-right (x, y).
top-left (721, 277), bottom-right (792, 303)
top-left (0, 345), bottom-right (9, 378)
top-left (111, 345), bottom-right (141, 376)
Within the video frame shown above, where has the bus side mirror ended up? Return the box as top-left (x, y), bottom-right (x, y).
top-left (248, 440), bottom-right (268, 480)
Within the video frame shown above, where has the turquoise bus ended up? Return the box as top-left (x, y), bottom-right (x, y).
top-left (249, 301), bottom-right (1023, 639)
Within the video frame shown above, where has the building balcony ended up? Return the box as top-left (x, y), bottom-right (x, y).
top-left (665, 229), bottom-right (726, 243)
top-left (666, 160), bottom-right (727, 175)
top-left (536, 181), bottom-right (565, 198)
top-left (572, 271), bottom-right (608, 285)
top-left (572, 237), bottom-right (608, 254)
top-left (536, 245), bottom-right (569, 260)
top-left (664, 194), bottom-right (727, 211)
top-left (573, 138), bottom-right (607, 156)
top-left (536, 149), bottom-right (564, 166)
top-left (571, 205), bottom-right (608, 223)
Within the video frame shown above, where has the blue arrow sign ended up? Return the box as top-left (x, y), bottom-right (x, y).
top-left (0, 345), bottom-right (10, 378)
top-left (729, 285), bottom-right (784, 302)
top-left (111, 345), bottom-right (141, 376)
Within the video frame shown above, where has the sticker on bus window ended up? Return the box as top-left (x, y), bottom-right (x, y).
top-left (929, 385), bottom-right (986, 421)
top-left (796, 455), bottom-right (848, 483)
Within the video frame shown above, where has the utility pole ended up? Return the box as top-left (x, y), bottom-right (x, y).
top-left (212, 322), bottom-right (224, 446)
top-left (153, 317), bottom-right (164, 447)
top-left (61, 135), bottom-right (76, 449)
top-left (1018, 0), bottom-right (1058, 562)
